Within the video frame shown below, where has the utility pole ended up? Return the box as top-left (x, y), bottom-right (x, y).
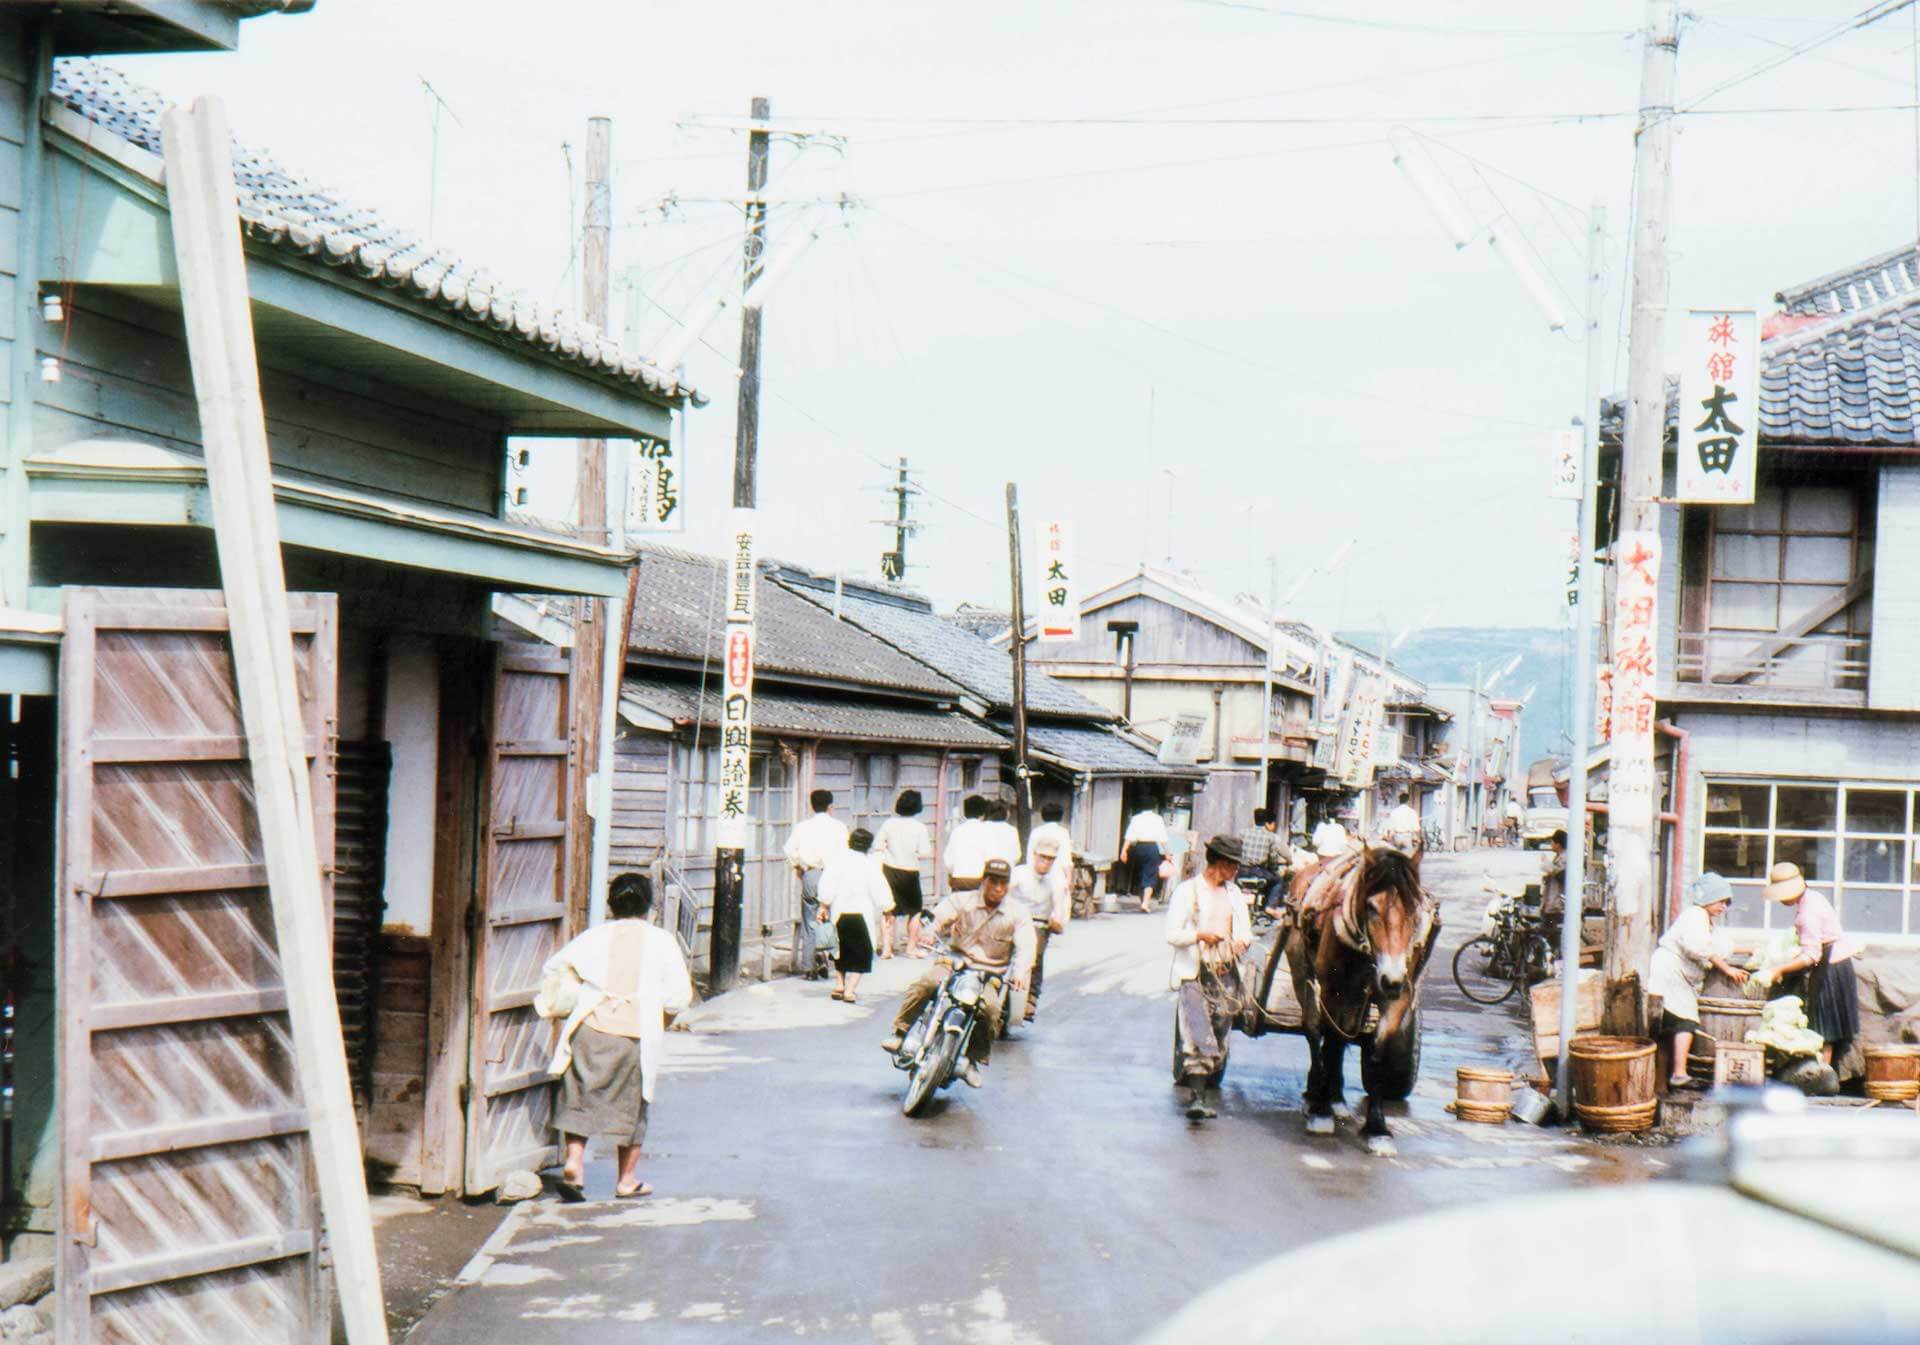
top-left (1006, 483), bottom-right (1033, 846)
top-left (568, 114), bottom-right (613, 937)
top-left (1259, 556), bottom-right (1277, 812)
top-left (1556, 204), bottom-right (1608, 1115)
top-left (881, 456), bottom-right (916, 583)
top-left (710, 97), bottom-right (772, 993)
top-left (1609, 0), bottom-right (1679, 989)
top-left (1467, 658), bottom-right (1482, 848)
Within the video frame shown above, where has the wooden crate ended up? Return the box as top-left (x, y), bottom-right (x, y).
top-left (1713, 1039), bottom-right (1767, 1087)
top-left (1531, 968), bottom-right (1604, 1066)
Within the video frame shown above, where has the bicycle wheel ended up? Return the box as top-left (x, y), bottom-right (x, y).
top-left (1519, 933), bottom-right (1556, 987)
top-left (1452, 935), bottom-right (1518, 1005)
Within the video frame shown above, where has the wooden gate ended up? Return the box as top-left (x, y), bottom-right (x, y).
top-left (57, 588), bottom-right (337, 1345)
top-left (464, 647), bottom-right (573, 1193)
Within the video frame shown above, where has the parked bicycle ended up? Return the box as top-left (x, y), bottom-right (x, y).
top-left (1451, 889), bottom-right (1554, 1005)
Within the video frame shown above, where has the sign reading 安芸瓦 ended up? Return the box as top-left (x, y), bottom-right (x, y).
top-left (1677, 309), bottom-right (1759, 505)
top-left (1035, 520), bottom-right (1080, 642)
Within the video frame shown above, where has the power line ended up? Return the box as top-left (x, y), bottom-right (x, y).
top-left (1682, 0), bottom-right (1920, 110)
top-left (1180, 0), bottom-right (1630, 38)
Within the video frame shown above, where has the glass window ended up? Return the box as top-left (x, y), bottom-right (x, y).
top-left (1776, 787), bottom-right (1838, 833)
top-left (1773, 835), bottom-right (1835, 882)
top-left (1703, 833), bottom-right (1768, 880)
top-left (1703, 783), bottom-right (1771, 830)
top-left (1847, 888), bottom-right (1906, 935)
top-left (1844, 837), bottom-right (1905, 885)
top-left (1785, 487), bottom-right (1854, 532)
top-left (1846, 789), bottom-right (1907, 835)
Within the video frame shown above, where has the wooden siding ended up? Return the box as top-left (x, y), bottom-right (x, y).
top-left (1039, 592), bottom-right (1264, 668)
top-left (36, 292), bottom-right (506, 514)
top-left (0, 16), bottom-right (24, 416)
top-left (365, 934), bottom-right (429, 1189)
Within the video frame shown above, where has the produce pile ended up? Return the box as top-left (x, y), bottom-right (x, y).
top-left (1741, 931), bottom-right (1799, 998)
top-left (1744, 994), bottom-right (1824, 1059)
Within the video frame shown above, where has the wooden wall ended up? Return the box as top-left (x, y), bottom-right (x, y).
top-left (365, 934), bottom-right (430, 1188)
top-left (1039, 592), bottom-right (1264, 668)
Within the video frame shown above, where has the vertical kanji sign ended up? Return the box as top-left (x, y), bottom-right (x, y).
top-left (1548, 427), bottom-right (1582, 501)
top-left (1594, 662), bottom-right (1614, 744)
top-left (720, 508), bottom-right (756, 847)
top-left (1677, 309), bottom-right (1759, 504)
top-left (1609, 532), bottom-right (1661, 836)
top-left (1036, 520), bottom-right (1080, 641)
top-left (627, 432), bottom-right (683, 532)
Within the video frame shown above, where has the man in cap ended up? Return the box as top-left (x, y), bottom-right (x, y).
top-left (883, 858), bottom-right (1035, 1088)
top-left (1007, 833), bottom-right (1071, 1025)
top-left (1166, 835), bottom-right (1252, 1120)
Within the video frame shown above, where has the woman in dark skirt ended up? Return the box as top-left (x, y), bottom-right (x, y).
top-left (875, 790), bottom-right (933, 958)
top-left (1760, 861), bottom-right (1860, 1067)
top-left (817, 828), bottom-right (894, 1003)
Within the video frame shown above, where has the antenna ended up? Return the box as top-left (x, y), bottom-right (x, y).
top-left (419, 76), bottom-right (464, 239)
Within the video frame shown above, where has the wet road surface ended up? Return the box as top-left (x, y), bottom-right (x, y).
top-left (407, 852), bottom-right (1664, 1343)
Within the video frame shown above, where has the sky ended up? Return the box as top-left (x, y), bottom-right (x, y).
top-left (114, 0), bottom-right (1920, 634)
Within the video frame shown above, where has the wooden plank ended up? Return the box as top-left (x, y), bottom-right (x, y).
top-left (88, 734), bottom-right (324, 764)
top-left (486, 902), bottom-right (567, 929)
top-left (421, 641), bottom-right (480, 1198)
top-left (87, 862), bottom-right (268, 898)
top-left (162, 98), bottom-right (387, 1345)
top-left (58, 591), bottom-right (102, 1323)
top-left (480, 1066), bottom-right (555, 1099)
top-left (90, 1107), bottom-right (309, 1164)
top-left (491, 821), bottom-right (567, 841)
top-left (94, 602), bottom-right (321, 634)
top-left (1712, 570), bottom-right (1873, 685)
top-left (499, 653), bottom-right (570, 676)
top-left (495, 738), bottom-right (572, 757)
top-left (88, 1231), bottom-right (315, 1298)
top-left (90, 988), bottom-right (289, 1032)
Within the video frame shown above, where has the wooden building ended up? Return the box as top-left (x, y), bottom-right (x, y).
top-left (0, 22), bottom-right (691, 1337)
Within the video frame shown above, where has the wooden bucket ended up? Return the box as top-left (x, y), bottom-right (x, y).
top-left (1864, 1044), bottom-right (1920, 1102)
top-left (1455, 1066), bottom-right (1513, 1124)
top-left (1688, 996), bottom-right (1763, 1081)
top-left (1570, 1035), bottom-right (1659, 1133)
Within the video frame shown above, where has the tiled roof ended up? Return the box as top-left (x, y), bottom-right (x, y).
top-left (1021, 721), bottom-right (1204, 778)
top-left (1776, 243), bottom-right (1920, 319)
top-left (777, 580), bottom-right (1111, 720)
top-left (627, 546), bottom-right (964, 700)
top-left (621, 674), bottom-right (1007, 750)
top-left (1759, 301), bottom-right (1920, 447)
top-left (50, 60), bottom-right (692, 404)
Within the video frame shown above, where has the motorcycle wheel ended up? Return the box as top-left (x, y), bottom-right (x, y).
top-left (903, 1030), bottom-right (960, 1117)
top-left (1452, 935), bottom-right (1518, 1005)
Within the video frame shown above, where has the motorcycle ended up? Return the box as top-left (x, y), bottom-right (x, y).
top-left (891, 956), bottom-right (1007, 1116)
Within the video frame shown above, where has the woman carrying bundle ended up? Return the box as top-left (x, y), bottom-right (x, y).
top-left (1754, 861), bottom-right (1859, 1069)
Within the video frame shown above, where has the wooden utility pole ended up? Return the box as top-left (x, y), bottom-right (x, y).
top-left (1006, 483), bottom-right (1032, 845)
top-left (568, 115), bottom-right (613, 936)
top-left (1608, 0), bottom-right (1679, 986)
top-left (710, 97), bottom-right (772, 993)
top-left (1259, 556), bottom-right (1277, 811)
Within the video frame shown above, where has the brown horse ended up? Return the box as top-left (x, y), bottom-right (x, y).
top-left (1284, 845), bottom-right (1437, 1156)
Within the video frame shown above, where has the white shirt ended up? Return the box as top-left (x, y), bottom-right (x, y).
top-left (542, 919), bottom-right (692, 1101)
top-left (873, 815), bottom-right (933, 872)
top-left (1026, 821), bottom-right (1074, 901)
top-left (818, 850), bottom-right (896, 946)
top-left (1007, 861), bottom-right (1070, 928)
top-left (984, 820), bottom-right (1023, 868)
top-left (1165, 874), bottom-right (1252, 988)
top-left (944, 817), bottom-right (992, 881)
top-left (784, 810), bottom-right (850, 871)
top-left (1648, 904), bottom-right (1716, 1022)
top-left (1312, 819), bottom-right (1351, 859)
top-left (1385, 804), bottom-right (1420, 839)
top-left (1124, 811), bottom-right (1170, 848)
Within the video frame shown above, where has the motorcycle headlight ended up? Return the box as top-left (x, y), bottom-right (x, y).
top-left (951, 972), bottom-right (983, 1006)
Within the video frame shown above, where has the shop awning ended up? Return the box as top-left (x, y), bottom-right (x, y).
top-left (1020, 721), bottom-right (1206, 780)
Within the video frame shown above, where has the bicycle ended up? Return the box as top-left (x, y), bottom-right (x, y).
top-left (1451, 896), bottom-right (1554, 1005)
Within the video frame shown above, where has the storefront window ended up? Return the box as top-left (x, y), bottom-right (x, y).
top-left (1701, 778), bottom-right (1915, 938)
top-left (672, 744), bottom-right (792, 857)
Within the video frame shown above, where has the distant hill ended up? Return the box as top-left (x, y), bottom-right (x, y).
top-left (1339, 626), bottom-right (1573, 769)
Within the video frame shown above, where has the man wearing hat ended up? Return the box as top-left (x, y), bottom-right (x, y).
top-left (1007, 834), bottom-right (1071, 1025)
top-left (1647, 872), bottom-right (1749, 1091)
top-left (1167, 835), bottom-right (1252, 1120)
top-left (882, 858), bottom-right (1035, 1088)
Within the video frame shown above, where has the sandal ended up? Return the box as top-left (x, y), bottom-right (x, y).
top-left (613, 1182), bottom-right (653, 1200)
top-left (554, 1178), bottom-right (586, 1203)
top-left (1668, 1076), bottom-right (1704, 1092)
top-left (843, 993), bottom-right (858, 1005)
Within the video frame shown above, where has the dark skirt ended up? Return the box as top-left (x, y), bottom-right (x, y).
top-left (554, 1024), bottom-right (648, 1147)
top-left (834, 914), bottom-right (875, 975)
top-left (1129, 842), bottom-right (1164, 896)
top-left (884, 865), bottom-right (924, 918)
top-left (1808, 944), bottom-right (1860, 1051)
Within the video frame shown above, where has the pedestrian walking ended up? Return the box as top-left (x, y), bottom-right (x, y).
top-left (1026, 802), bottom-right (1074, 914)
top-left (944, 794), bottom-right (992, 896)
top-left (1007, 835), bottom-right (1070, 1024)
top-left (1383, 792), bottom-right (1421, 850)
top-left (1311, 811), bottom-right (1351, 862)
top-left (1167, 835), bottom-right (1249, 1121)
top-left (881, 859), bottom-right (1034, 1089)
top-left (538, 872), bottom-right (693, 1202)
top-left (875, 789), bottom-right (934, 958)
top-left (1648, 872), bottom-right (1748, 1091)
top-left (784, 788), bottom-right (849, 979)
top-left (1756, 861), bottom-right (1860, 1068)
top-left (983, 799), bottom-right (1022, 868)
top-left (1122, 806), bottom-right (1171, 913)
top-left (818, 828), bottom-right (894, 1004)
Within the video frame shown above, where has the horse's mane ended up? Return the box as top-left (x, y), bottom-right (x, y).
top-left (1357, 846), bottom-right (1425, 913)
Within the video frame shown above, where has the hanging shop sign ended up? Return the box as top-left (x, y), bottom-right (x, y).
top-left (1677, 308), bottom-right (1759, 505)
top-left (1157, 712), bottom-right (1208, 767)
top-left (1548, 426), bottom-right (1582, 501)
top-left (718, 508), bottom-right (757, 847)
top-left (1594, 662), bottom-right (1614, 745)
top-left (626, 432), bottom-right (684, 533)
top-left (1036, 520), bottom-right (1080, 642)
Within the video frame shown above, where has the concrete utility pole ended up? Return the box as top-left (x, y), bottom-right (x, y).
top-left (1259, 556), bottom-right (1277, 811)
top-left (1006, 483), bottom-right (1033, 845)
top-left (1609, 0), bottom-right (1679, 988)
top-left (710, 97), bottom-right (772, 993)
top-left (569, 114), bottom-right (613, 936)
top-left (1467, 659), bottom-right (1482, 847)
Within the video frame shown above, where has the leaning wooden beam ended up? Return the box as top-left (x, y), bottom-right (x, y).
top-left (160, 97), bottom-right (390, 1345)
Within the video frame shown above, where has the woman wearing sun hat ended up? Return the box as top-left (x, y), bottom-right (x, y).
top-left (1756, 860), bottom-right (1859, 1068)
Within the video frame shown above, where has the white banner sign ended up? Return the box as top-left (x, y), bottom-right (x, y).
top-left (1594, 661), bottom-right (1614, 744)
top-left (1548, 427), bottom-right (1582, 501)
top-left (1609, 532), bottom-right (1661, 836)
top-left (1157, 712), bottom-right (1208, 767)
top-left (719, 508), bottom-right (757, 848)
top-left (1319, 649), bottom-right (1352, 728)
top-left (1035, 520), bottom-right (1080, 642)
top-left (1677, 308), bottom-right (1759, 504)
top-left (626, 434), bottom-right (684, 533)
top-left (1335, 672), bottom-right (1383, 787)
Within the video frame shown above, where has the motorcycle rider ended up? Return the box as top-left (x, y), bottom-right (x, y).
top-left (881, 858), bottom-right (1035, 1088)
top-left (1235, 807), bottom-right (1289, 899)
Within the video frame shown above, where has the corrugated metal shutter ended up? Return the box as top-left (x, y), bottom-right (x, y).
top-left (333, 740), bottom-right (391, 1113)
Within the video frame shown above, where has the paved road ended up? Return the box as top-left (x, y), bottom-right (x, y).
top-left (408, 852), bottom-right (1662, 1344)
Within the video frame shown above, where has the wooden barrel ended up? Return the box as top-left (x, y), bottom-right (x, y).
top-left (1688, 996), bottom-right (1764, 1081)
top-left (1864, 1044), bottom-right (1920, 1102)
top-left (1455, 1066), bottom-right (1513, 1124)
top-left (1570, 1035), bottom-right (1659, 1133)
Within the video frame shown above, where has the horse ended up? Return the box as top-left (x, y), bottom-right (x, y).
top-left (1283, 844), bottom-right (1438, 1156)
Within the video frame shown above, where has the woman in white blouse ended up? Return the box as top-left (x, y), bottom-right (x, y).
top-left (874, 790), bottom-right (934, 958)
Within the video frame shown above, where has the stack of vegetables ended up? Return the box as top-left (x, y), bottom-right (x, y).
top-left (1745, 994), bottom-right (1824, 1060)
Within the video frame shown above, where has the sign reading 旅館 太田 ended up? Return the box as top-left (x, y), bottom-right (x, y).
top-left (1677, 309), bottom-right (1759, 505)
top-left (1036, 520), bottom-right (1080, 642)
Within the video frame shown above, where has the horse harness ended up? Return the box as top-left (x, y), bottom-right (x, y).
top-left (1292, 854), bottom-right (1434, 1043)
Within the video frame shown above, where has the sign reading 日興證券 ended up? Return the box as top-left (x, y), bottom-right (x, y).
top-left (1677, 309), bottom-right (1759, 505)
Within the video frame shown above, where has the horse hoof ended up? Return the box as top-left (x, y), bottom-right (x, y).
top-left (1365, 1135), bottom-right (1397, 1158)
top-left (1306, 1115), bottom-right (1336, 1137)
top-left (1332, 1103), bottom-right (1354, 1123)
